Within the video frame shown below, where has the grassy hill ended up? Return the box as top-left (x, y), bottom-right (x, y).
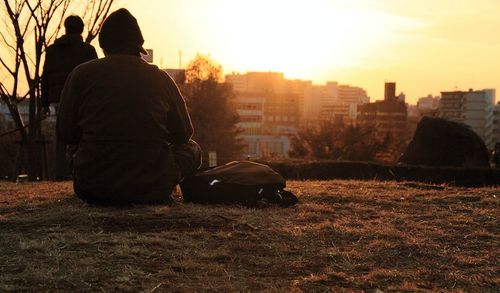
top-left (0, 180), bottom-right (498, 292)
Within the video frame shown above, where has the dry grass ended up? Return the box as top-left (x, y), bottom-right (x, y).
top-left (0, 180), bottom-right (498, 292)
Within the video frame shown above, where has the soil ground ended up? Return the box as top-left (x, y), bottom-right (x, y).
top-left (0, 180), bottom-right (498, 292)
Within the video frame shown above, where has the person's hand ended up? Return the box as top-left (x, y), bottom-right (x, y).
top-left (42, 106), bottom-right (50, 117)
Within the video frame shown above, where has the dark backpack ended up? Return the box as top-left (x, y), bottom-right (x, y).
top-left (179, 161), bottom-right (298, 207)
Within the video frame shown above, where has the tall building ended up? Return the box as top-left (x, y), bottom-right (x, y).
top-left (417, 95), bottom-right (440, 117)
top-left (225, 72), bottom-right (301, 158)
top-left (337, 85), bottom-right (369, 124)
top-left (384, 82), bottom-right (396, 101)
top-left (439, 89), bottom-right (495, 148)
top-left (302, 83), bottom-right (369, 126)
top-left (225, 72), bottom-right (287, 94)
top-left (358, 82), bottom-right (408, 139)
top-left (338, 85), bottom-right (369, 105)
top-left (225, 71), bottom-right (370, 157)
top-left (302, 82), bottom-right (337, 125)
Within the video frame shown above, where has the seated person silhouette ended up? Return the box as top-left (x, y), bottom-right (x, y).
top-left (57, 9), bottom-right (201, 205)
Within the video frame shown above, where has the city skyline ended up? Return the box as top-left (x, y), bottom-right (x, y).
top-left (120, 0), bottom-right (500, 104)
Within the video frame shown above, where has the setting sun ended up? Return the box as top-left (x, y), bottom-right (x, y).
top-left (2, 0), bottom-right (500, 103)
top-left (159, 0), bottom-right (425, 81)
top-left (207, 1), bottom-right (390, 78)
top-left (118, 0), bottom-right (500, 103)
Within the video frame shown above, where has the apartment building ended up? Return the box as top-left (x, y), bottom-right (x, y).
top-left (226, 72), bottom-right (300, 158)
top-left (439, 89), bottom-right (495, 148)
top-left (226, 71), bottom-right (370, 157)
top-left (417, 95), bottom-right (440, 117)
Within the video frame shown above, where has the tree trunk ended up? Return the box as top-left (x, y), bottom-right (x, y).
top-left (0, 92), bottom-right (29, 181)
top-left (26, 83), bottom-right (40, 181)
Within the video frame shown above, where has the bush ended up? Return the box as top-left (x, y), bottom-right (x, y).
top-left (261, 160), bottom-right (500, 187)
top-left (289, 122), bottom-right (407, 163)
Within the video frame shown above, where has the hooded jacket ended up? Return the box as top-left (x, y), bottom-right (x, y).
top-left (41, 34), bottom-right (97, 106)
top-left (57, 54), bottom-right (194, 203)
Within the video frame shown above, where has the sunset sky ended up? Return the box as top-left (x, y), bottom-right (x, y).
top-left (116, 0), bottom-right (500, 104)
top-left (1, 1), bottom-right (499, 104)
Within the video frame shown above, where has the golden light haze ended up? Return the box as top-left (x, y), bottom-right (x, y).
top-left (118, 0), bottom-right (500, 104)
top-left (2, 1), bottom-right (499, 104)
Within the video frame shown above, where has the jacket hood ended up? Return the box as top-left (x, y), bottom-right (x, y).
top-left (54, 34), bottom-right (83, 46)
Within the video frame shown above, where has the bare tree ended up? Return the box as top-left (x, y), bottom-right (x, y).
top-left (0, 0), bottom-right (114, 180)
top-left (81, 0), bottom-right (114, 43)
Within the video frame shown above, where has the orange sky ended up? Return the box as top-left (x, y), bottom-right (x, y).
top-left (1, 0), bottom-right (499, 104)
top-left (116, 0), bottom-right (500, 104)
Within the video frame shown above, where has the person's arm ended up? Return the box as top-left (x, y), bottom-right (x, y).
top-left (57, 70), bottom-right (82, 144)
top-left (165, 74), bottom-right (193, 145)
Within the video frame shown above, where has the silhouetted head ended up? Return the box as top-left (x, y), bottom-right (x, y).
top-left (98, 8), bottom-right (147, 56)
top-left (64, 15), bottom-right (84, 35)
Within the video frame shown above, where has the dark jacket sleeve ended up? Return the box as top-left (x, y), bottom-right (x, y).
top-left (41, 47), bottom-right (53, 107)
top-left (165, 74), bottom-right (193, 145)
top-left (56, 70), bottom-right (81, 144)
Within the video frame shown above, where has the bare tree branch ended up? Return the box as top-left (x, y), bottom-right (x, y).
top-left (0, 57), bottom-right (14, 75)
top-left (25, 0), bottom-right (41, 28)
top-left (0, 80), bottom-right (27, 135)
top-left (0, 30), bottom-right (17, 52)
top-left (85, 0), bottom-right (114, 43)
top-left (46, 0), bottom-right (70, 45)
top-left (1, 0), bottom-right (115, 180)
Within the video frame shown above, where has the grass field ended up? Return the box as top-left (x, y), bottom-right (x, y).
top-left (0, 180), bottom-right (498, 292)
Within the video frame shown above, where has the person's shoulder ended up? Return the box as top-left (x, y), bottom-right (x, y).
top-left (81, 41), bottom-right (95, 49)
top-left (141, 64), bottom-right (182, 94)
top-left (71, 58), bottom-right (103, 76)
top-left (79, 41), bottom-right (97, 53)
top-left (46, 42), bottom-right (56, 50)
top-left (143, 62), bottom-right (174, 82)
top-left (147, 64), bottom-right (176, 81)
top-left (45, 43), bottom-right (57, 54)
top-left (44, 43), bottom-right (60, 63)
top-left (159, 69), bottom-right (180, 90)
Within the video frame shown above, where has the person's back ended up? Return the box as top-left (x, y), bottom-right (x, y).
top-left (42, 16), bottom-right (97, 108)
top-left (42, 15), bottom-right (97, 179)
top-left (57, 9), bottom-right (201, 204)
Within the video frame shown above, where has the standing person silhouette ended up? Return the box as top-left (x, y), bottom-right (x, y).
top-left (57, 9), bottom-right (201, 205)
top-left (41, 15), bottom-right (98, 180)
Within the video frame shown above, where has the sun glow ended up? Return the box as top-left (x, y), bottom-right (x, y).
top-left (127, 0), bottom-right (485, 102)
top-left (198, 0), bottom-right (411, 80)
top-left (5, 0), bottom-right (499, 103)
